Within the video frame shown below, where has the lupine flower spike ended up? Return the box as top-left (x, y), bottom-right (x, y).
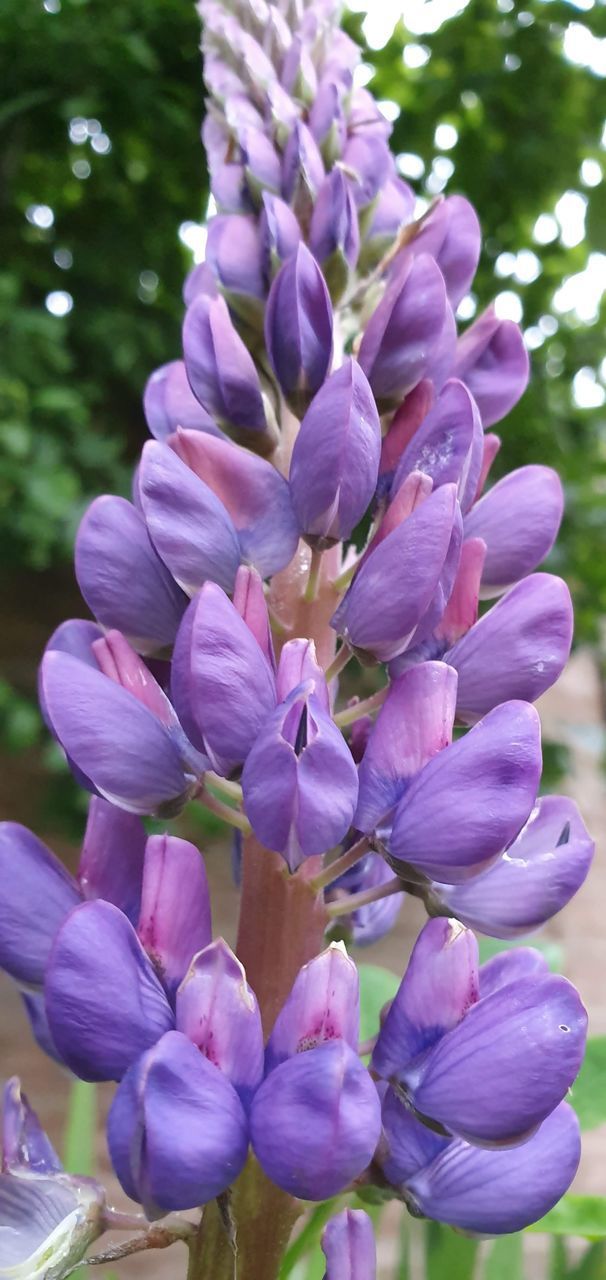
top-left (0, 0), bottom-right (594, 1273)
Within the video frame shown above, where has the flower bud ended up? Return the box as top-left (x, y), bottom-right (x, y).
top-left (289, 360), bottom-right (380, 547)
top-left (464, 464), bottom-right (564, 596)
top-left (143, 360), bottom-right (220, 441)
top-left (183, 292), bottom-right (269, 436)
top-left (389, 700), bottom-right (542, 883)
top-left (410, 196), bottom-right (481, 308)
top-left (454, 304), bottom-right (529, 427)
top-left (250, 1040), bottom-right (381, 1200)
top-left (360, 178), bottom-right (415, 272)
top-left (282, 121), bottom-right (325, 223)
top-left (265, 943), bottom-right (360, 1072)
top-left (176, 939), bottom-right (264, 1109)
top-left (321, 1209), bottom-right (377, 1280)
top-left (265, 243), bottom-right (333, 413)
top-left (206, 214), bottom-right (265, 326)
top-left (260, 192), bottom-right (302, 279)
top-left (310, 170), bottom-right (360, 300)
top-left (108, 1030), bottom-right (248, 1218)
top-left (359, 253), bottom-right (454, 409)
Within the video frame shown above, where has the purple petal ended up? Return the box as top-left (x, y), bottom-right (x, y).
top-left (107, 1030), bottom-right (248, 1218)
top-left (241, 687), bottom-right (358, 868)
top-left (358, 253), bottom-right (450, 406)
top-left (331, 484), bottom-right (458, 663)
top-left (479, 947), bottom-right (549, 998)
top-left (372, 918), bottom-right (479, 1082)
top-left (390, 701), bottom-right (542, 882)
top-left (206, 213), bottom-right (265, 298)
top-left (260, 192), bottom-right (302, 277)
top-left (137, 836), bottom-right (211, 997)
top-left (40, 652), bottom-right (192, 815)
top-left (2, 1077), bottom-right (62, 1175)
top-left (392, 380), bottom-right (482, 509)
top-left (233, 565), bottom-right (276, 670)
top-left (143, 360), bottom-right (221, 441)
top-left (0, 1174), bottom-right (83, 1269)
top-left (21, 993), bottom-right (64, 1065)
top-left (330, 854), bottom-right (405, 947)
top-left (464, 465), bottom-right (564, 596)
top-left (355, 662), bottom-right (457, 833)
top-left (276, 639), bottom-right (329, 712)
top-left (446, 574), bottom-right (574, 723)
top-left (309, 169), bottom-right (360, 270)
top-left (437, 795), bottom-right (594, 938)
top-left (406, 1102), bottom-right (580, 1234)
top-left (362, 178), bottom-right (415, 267)
top-left (176, 938), bottom-right (264, 1109)
top-left (433, 537), bottom-right (486, 649)
top-left (343, 134), bottom-right (393, 209)
top-left (92, 630), bottom-right (179, 728)
top-left (321, 1209), bottom-right (376, 1280)
top-left (138, 440), bottom-right (241, 595)
top-left (289, 359), bottom-right (381, 546)
top-left (406, 974), bottom-right (586, 1143)
top-left (265, 944), bottom-right (360, 1073)
top-left (0, 824), bottom-right (80, 989)
top-left (454, 305), bottom-right (529, 427)
top-left (45, 900), bottom-right (173, 1081)
top-left (171, 583), bottom-right (277, 775)
top-left (75, 495), bottom-right (187, 652)
top-left (182, 292), bottom-right (267, 433)
top-left (169, 428), bottom-right (299, 578)
top-left (77, 797), bottom-right (146, 924)
top-left (380, 1088), bottom-right (450, 1187)
top-left (264, 243), bottom-right (333, 410)
top-left (410, 197), bottom-right (481, 308)
top-left (250, 1040), bottom-right (381, 1200)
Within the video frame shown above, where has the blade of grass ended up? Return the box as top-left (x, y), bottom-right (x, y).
top-left (63, 1080), bottom-right (97, 1280)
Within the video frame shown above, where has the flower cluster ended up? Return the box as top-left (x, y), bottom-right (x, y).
top-left (0, 0), bottom-right (596, 1267)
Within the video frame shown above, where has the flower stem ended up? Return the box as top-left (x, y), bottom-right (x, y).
top-left (205, 772), bottom-right (244, 805)
top-left (333, 684), bottom-right (388, 728)
top-left (199, 786), bottom-right (251, 834)
top-left (326, 875), bottom-right (404, 918)
top-left (310, 834), bottom-right (373, 893)
top-left (325, 642), bottom-right (353, 684)
top-left (304, 547), bottom-right (324, 602)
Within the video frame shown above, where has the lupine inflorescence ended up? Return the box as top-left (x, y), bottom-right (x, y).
top-left (0, 0), bottom-right (597, 1274)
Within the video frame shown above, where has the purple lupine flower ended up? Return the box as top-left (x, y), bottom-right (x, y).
top-left (182, 292), bottom-right (270, 437)
top-left (343, 133), bottom-right (394, 210)
top-left (171, 582), bottom-right (277, 775)
top-left (138, 430), bottom-right (298, 593)
top-left (264, 943), bottom-right (360, 1072)
top-left (358, 252), bottom-right (455, 408)
top-left (308, 79), bottom-right (347, 161)
top-left (0, 1078), bottom-right (105, 1279)
top-left (107, 1031), bottom-right (248, 1218)
top-left (276, 637), bottom-right (329, 708)
top-left (75, 495), bottom-right (188, 652)
top-left (289, 359), bottom-right (381, 547)
top-left (241, 679), bottom-right (359, 868)
top-left (390, 379), bottom-right (483, 514)
top-left (321, 1209), bottom-right (377, 1280)
top-left (233, 564), bottom-right (276, 670)
top-left (176, 938), bottom-right (264, 1109)
top-left (387, 699), bottom-right (542, 883)
top-left (372, 918), bottom-right (586, 1145)
top-left (309, 169), bottom-right (360, 299)
top-left (250, 1039), bottom-right (381, 1200)
top-left (431, 794), bottom-right (595, 938)
top-left (143, 360), bottom-right (222, 440)
top-left (281, 121), bottom-right (325, 221)
top-left (446, 572), bottom-right (574, 722)
top-left (40, 638), bottom-right (204, 815)
top-left (331, 484), bottom-right (459, 663)
top-left (454, 304), bottom-right (529, 427)
top-left (260, 192), bottom-right (302, 279)
top-left (380, 1090), bottom-right (581, 1235)
top-left (0, 798), bottom-right (145, 991)
top-left (265, 242), bottom-right (333, 412)
top-left (463, 464), bottom-right (564, 596)
top-left (239, 126), bottom-right (282, 203)
top-left (205, 214), bottom-right (266, 319)
top-left (360, 178), bottom-right (415, 271)
top-left (409, 196), bottom-right (481, 308)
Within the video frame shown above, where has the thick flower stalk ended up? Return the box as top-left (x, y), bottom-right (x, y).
top-left (0, 0), bottom-right (596, 1277)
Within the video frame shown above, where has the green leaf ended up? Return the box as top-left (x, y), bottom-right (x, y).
top-left (566, 1242), bottom-right (606, 1279)
top-left (484, 1233), bottom-right (524, 1280)
top-left (570, 1038), bottom-right (606, 1132)
top-left (396, 1215), bottom-right (411, 1280)
top-left (425, 1220), bottom-right (478, 1280)
top-left (358, 963), bottom-right (400, 1046)
top-left (63, 1079), bottom-right (97, 1176)
top-left (528, 1196), bottom-right (606, 1239)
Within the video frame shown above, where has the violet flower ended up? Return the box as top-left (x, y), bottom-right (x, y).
top-left (321, 1209), bottom-right (377, 1280)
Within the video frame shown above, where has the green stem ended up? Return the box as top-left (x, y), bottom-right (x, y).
top-left (304, 548), bottom-right (323, 602)
top-left (324, 642), bottom-right (353, 684)
top-left (310, 834), bottom-right (372, 893)
top-left (326, 874), bottom-right (404, 918)
top-left (333, 684), bottom-right (388, 728)
top-left (199, 785), bottom-right (251, 834)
